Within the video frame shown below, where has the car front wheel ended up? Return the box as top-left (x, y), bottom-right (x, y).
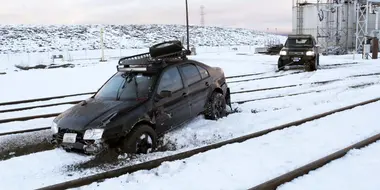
top-left (305, 59), bottom-right (317, 72)
top-left (204, 92), bottom-right (227, 120)
top-left (278, 59), bottom-right (285, 71)
top-left (121, 124), bottom-right (158, 154)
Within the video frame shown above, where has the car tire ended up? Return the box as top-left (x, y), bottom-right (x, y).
top-left (305, 59), bottom-right (317, 72)
top-left (317, 55), bottom-right (320, 66)
top-left (204, 92), bottom-right (227, 120)
top-left (121, 124), bottom-right (158, 154)
top-left (149, 40), bottom-right (183, 58)
top-left (278, 59), bottom-right (285, 71)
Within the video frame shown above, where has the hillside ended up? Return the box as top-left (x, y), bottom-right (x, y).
top-left (0, 24), bottom-right (285, 54)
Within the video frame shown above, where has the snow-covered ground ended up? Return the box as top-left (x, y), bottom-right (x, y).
top-left (278, 140), bottom-right (380, 190)
top-left (1, 46), bottom-right (380, 189)
top-left (82, 101), bottom-right (380, 190)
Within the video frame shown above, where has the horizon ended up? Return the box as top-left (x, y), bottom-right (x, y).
top-left (0, 23), bottom-right (292, 34)
top-left (0, 0), bottom-right (292, 33)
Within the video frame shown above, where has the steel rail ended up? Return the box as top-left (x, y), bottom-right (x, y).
top-left (0, 101), bottom-right (81, 114)
top-left (249, 133), bottom-right (380, 190)
top-left (0, 113), bottom-right (60, 124)
top-left (0, 92), bottom-right (94, 107)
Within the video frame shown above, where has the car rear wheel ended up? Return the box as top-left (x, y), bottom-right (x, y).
top-left (204, 92), bottom-right (227, 120)
top-left (121, 124), bottom-right (158, 154)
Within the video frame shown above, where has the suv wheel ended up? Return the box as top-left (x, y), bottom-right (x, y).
top-left (317, 55), bottom-right (320, 66)
top-left (204, 92), bottom-right (227, 120)
top-left (277, 59), bottom-right (285, 71)
top-left (121, 124), bottom-right (158, 154)
top-left (305, 59), bottom-right (317, 72)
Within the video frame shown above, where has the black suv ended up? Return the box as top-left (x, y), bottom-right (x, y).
top-left (278, 34), bottom-right (320, 71)
top-left (51, 41), bottom-right (231, 155)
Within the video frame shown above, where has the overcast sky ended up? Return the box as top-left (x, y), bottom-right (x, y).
top-left (0, 0), bottom-right (292, 32)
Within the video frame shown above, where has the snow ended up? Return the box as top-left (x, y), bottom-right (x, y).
top-left (0, 149), bottom-right (94, 189)
top-left (0, 117), bottom-right (54, 134)
top-left (81, 101), bottom-right (380, 190)
top-left (0, 104), bottom-right (71, 120)
top-left (278, 140), bottom-right (380, 190)
top-left (0, 24), bottom-right (283, 54)
top-left (1, 42), bottom-right (380, 189)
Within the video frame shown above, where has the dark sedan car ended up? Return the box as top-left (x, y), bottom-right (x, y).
top-left (51, 41), bottom-right (231, 155)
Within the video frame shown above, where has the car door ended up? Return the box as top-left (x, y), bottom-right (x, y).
top-left (154, 66), bottom-right (191, 134)
top-left (179, 62), bottom-right (212, 117)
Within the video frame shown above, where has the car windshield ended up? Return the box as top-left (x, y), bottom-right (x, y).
top-left (94, 72), bottom-right (157, 101)
top-left (285, 38), bottom-right (313, 47)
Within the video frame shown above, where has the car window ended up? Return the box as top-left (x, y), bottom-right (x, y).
top-left (285, 38), bottom-right (313, 47)
top-left (94, 72), bottom-right (156, 101)
top-left (180, 64), bottom-right (202, 85)
top-left (118, 74), bottom-right (156, 100)
top-left (197, 65), bottom-right (209, 79)
top-left (157, 67), bottom-right (184, 93)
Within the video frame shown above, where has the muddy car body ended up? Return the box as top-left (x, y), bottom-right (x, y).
top-left (278, 34), bottom-right (320, 71)
top-left (51, 41), bottom-right (231, 155)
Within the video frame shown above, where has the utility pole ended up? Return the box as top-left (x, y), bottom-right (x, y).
top-left (100, 27), bottom-right (106, 62)
top-left (185, 0), bottom-right (190, 52)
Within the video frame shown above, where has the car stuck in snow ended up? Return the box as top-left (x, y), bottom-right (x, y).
top-left (50, 40), bottom-right (231, 155)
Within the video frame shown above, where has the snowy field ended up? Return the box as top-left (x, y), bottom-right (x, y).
top-left (0, 46), bottom-right (380, 189)
top-left (278, 140), bottom-right (380, 190)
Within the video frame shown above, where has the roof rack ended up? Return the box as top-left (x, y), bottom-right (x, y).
top-left (117, 49), bottom-right (190, 73)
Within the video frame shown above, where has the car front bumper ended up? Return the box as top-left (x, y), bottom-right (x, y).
top-left (279, 55), bottom-right (315, 65)
top-left (51, 133), bottom-right (106, 155)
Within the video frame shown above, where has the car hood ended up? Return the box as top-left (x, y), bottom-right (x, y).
top-left (54, 98), bottom-right (140, 131)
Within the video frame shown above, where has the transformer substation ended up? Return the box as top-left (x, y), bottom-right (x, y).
top-left (293, 0), bottom-right (380, 57)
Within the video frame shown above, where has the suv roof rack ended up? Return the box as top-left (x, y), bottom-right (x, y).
top-left (117, 43), bottom-right (190, 72)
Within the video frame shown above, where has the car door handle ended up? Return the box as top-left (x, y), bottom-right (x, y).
top-left (205, 82), bottom-right (209, 86)
top-left (182, 92), bottom-right (188, 97)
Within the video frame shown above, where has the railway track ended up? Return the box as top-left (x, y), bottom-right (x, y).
top-left (0, 62), bottom-right (357, 110)
top-left (3, 71), bottom-right (379, 124)
top-left (0, 82), bottom-right (333, 125)
top-left (0, 92), bottom-right (94, 107)
top-left (1, 79), bottom-right (376, 161)
top-left (1, 71), bottom-right (379, 138)
top-left (0, 63), bottom-right (362, 109)
top-left (249, 133), bottom-right (380, 190)
top-left (35, 97), bottom-right (380, 190)
top-left (0, 100), bottom-right (81, 114)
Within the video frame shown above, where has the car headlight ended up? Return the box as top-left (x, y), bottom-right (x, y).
top-left (83, 129), bottom-right (104, 140)
top-left (279, 50), bottom-right (287, 55)
top-left (51, 121), bottom-right (58, 134)
top-left (306, 51), bottom-right (315, 56)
